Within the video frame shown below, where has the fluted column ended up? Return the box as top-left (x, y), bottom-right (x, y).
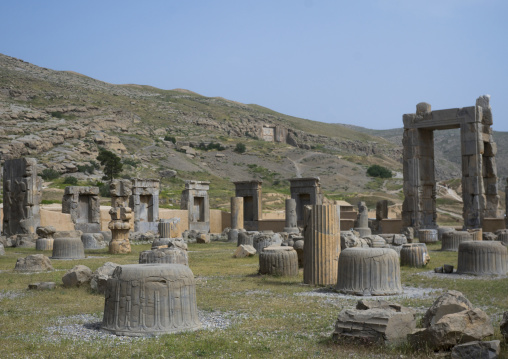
top-left (303, 204), bottom-right (341, 285)
top-left (231, 197), bottom-right (244, 230)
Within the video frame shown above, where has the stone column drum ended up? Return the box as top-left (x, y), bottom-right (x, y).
top-left (496, 230), bottom-right (508, 245)
top-left (158, 221), bottom-right (172, 239)
top-left (230, 197), bottom-right (244, 230)
top-left (102, 264), bottom-right (202, 336)
top-left (139, 248), bottom-right (188, 266)
top-left (418, 229), bottom-right (438, 243)
top-left (441, 231), bottom-right (474, 251)
top-left (400, 243), bottom-right (430, 267)
top-left (283, 199), bottom-right (299, 233)
top-left (109, 207), bottom-right (132, 254)
top-left (51, 238), bottom-right (85, 259)
top-left (303, 204), bottom-right (341, 286)
top-left (259, 247), bottom-right (298, 276)
top-left (456, 241), bottom-right (508, 275)
top-left (336, 248), bottom-right (403, 296)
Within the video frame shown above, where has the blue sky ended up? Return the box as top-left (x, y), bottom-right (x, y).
top-left (1, 0), bottom-right (507, 130)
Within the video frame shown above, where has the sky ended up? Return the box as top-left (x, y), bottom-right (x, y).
top-left (1, 0), bottom-right (507, 131)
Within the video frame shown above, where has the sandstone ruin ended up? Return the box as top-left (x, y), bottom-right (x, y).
top-left (62, 186), bottom-right (101, 233)
top-left (180, 180), bottom-right (210, 233)
top-left (289, 177), bottom-right (323, 226)
top-left (130, 178), bottom-right (160, 232)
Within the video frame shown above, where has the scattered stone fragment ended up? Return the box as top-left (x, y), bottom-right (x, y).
top-left (28, 282), bottom-right (56, 290)
top-left (434, 267), bottom-right (443, 273)
top-left (14, 254), bottom-right (53, 272)
top-left (234, 245), bottom-right (256, 258)
top-left (422, 290), bottom-right (473, 328)
top-left (90, 262), bottom-right (119, 294)
top-left (62, 265), bottom-right (92, 288)
top-left (483, 232), bottom-right (497, 241)
top-left (443, 264), bottom-right (454, 273)
top-left (500, 312), bottom-right (508, 343)
top-left (196, 233), bottom-right (210, 244)
top-left (81, 233), bottom-right (107, 249)
top-left (451, 340), bottom-right (500, 359)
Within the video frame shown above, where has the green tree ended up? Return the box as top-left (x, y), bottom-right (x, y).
top-left (234, 142), bottom-right (246, 154)
top-left (97, 148), bottom-right (123, 181)
top-left (367, 164), bottom-right (392, 178)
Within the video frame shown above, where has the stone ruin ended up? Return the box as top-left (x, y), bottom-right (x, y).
top-left (2, 158), bottom-right (42, 238)
top-left (402, 95), bottom-right (499, 230)
top-left (234, 180), bottom-right (262, 231)
top-left (354, 201), bottom-right (371, 237)
top-left (62, 186), bottom-right (101, 233)
top-left (110, 179), bottom-right (132, 208)
top-left (130, 178), bottom-right (160, 232)
top-left (180, 180), bottom-right (210, 233)
top-left (289, 177), bottom-right (323, 226)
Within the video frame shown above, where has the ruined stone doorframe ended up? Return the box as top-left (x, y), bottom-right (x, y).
top-left (402, 95), bottom-right (499, 230)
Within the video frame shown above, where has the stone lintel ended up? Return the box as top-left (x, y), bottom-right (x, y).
top-left (184, 180), bottom-right (210, 191)
top-left (64, 186), bottom-right (99, 196)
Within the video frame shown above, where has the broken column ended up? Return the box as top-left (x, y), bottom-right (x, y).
top-left (230, 197), bottom-right (244, 230)
top-left (108, 206), bottom-right (132, 254)
top-left (180, 180), bottom-right (210, 233)
top-left (2, 158), bottom-right (42, 238)
top-left (289, 177), bottom-right (324, 226)
top-left (400, 243), bottom-right (430, 267)
top-left (376, 200), bottom-right (389, 221)
top-left (354, 201), bottom-right (371, 237)
top-left (62, 186), bottom-right (101, 233)
top-left (457, 241), bottom-right (507, 275)
top-left (283, 198), bottom-right (299, 233)
top-left (51, 238), bottom-right (86, 259)
top-left (303, 204), bottom-right (341, 286)
top-left (234, 180), bottom-right (262, 231)
top-left (130, 179), bottom-right (160, 232)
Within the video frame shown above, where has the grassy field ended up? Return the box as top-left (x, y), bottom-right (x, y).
top-left (0, 241), bottom-right (507, 358)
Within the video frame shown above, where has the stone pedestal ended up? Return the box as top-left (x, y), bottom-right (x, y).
top-left (400, 243), bottom-right (430, 267)
top-left (336, 248), bottom-right (402, 296)
top-left (418, 229), bottom-right (438, 243)
top-left (108, 207), bottom-right (132, 254)
top-left (441, 231), bottom-right (474, 251)
top-left (139, 248), bottom-right (188, 266)
top-left (51, 238), bottom-right (85, 259)
top-left (283, 199), bottom-right (299, 233)
top-left (303, 204), bottom-right (341, 286)
top-left (102, 264), bottom-right (201, 336)
top-left (230, 197), bottom-right (244, 230)
top-left (457, 241), bottom-right (507, 275)
top-left (259, 247), bottom-right (298, 276)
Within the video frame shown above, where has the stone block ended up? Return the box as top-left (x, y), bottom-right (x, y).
top-left (14, 254), bottom-right (53, 272)
top-left (52, 238), bottom-right (85, 259)
top-left (90, 262), bottom-right (119, 294)
top-left (28, 282), bottom-right (56, 290)
top-left (234, 244), bottom-right (256, 258)
top-left (259, 247), bottom-right (298, 276)
top-left (252, 232), bottom-right (282, 252)
top-left (196, 233), bottom-right (210, 244)
top-left (484, 141), bottom-right (497, 157)
top-left (36, 237), bottom-right (54, 251)
top-left (81, 233), bottom-right (107, 249)
top-left (451, 340), bottom-right (500, 359)
top-left (416, 102), bottom-right (431, 114)
top-left (457, 241), bottom-right (507, 275)
top-left (400, 243), bottom-right (430, 267)
top-left (62, 265), bottom-right (92, 287)
top-left (441, 231), bottom-right (474, 251)
top-left (501, 311), bottom-right (508, 342)
top-left (423, 291), bottom-right (472, 328)
top-left (139, 248), bottom-right (188, 266)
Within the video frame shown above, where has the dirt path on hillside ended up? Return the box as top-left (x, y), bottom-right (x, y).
top-left (287, 152), bottom-right (315, 178)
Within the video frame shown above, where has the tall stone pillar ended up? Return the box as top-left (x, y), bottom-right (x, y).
top-left (303, 204), bottom-right (341, 286)
top-left (354, 201), bottom-right (371, 237)
top-left (283, 199), bottom-right (298, 233)
top-left (109, 206), bottom-right (132, 254)
top-left (376, 200), bottom-right (388, 221)
top-left (230, 197), bottom-right (244, 230)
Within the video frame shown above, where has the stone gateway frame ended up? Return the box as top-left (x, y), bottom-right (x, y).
top-left (402, 95), bottom-right (499, 230)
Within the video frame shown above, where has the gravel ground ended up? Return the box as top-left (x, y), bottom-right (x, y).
top-left (295, 285), bottom-right (439, 300)
top-left (0, 290), bottom-right (25, 300)
top-left (42, 310), bottom-right (242, 343)
top-left (417, 270), bottom-right (508, 280)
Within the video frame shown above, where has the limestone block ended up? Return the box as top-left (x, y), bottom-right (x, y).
top-left (252, 232), bottom-right (282, 253)
top-left (196, 233), bottom-right (210, 244)
top-left (51, 238), bottom-right (85, 259)
top-left (62, 265), bottom-right (92, 287)
top-left (483, 232), bottom-right (497, 241)
top-left (363, 235), bottom-right (388, 248)
top-left (409, 308), bottom-right (494, 350)
top-left (333, 300), bottom-right (416, 344)
top-left (401, 227), bottom-right (414, 243)
top-left (336, 248), bottom-right (402, 296)
top-left (400, 243), bottom-right (430, 267)
top-left (81, 233), bottom-right (107, 249)
top-left (418, 229), bottom-right (437, 243)
top-left (378, 234), bottom-right (407, 246)
top-left (234, 244), bottom-right (256, 258)
top-left (109, 239), bottom-right (131, 254)
top-left (14, 254), bottom-right (53, 272)
top-left (451, 340), bottom-right (500, 359)
top-left (501, 311), bottom-right (508, 342)
top-left (457, 241), bottom-right (508, 275)
top-left (151, 238), bottom-right (188, 251)
top-left (101, 231), bottom-right (112, 243)
top-left (28, 282), bottom-right (56, 290)
top-left (90, 262), bottom-right (119, 294)
top-left (259, 247), bottom-right (298, 276)
top-left (36, 226), bottom-right (56, 238)
top-left (14, 234), bottom-right (37, 248)
top-left (36, 237), bottom-right (54, 251)
top-left (441, 231), bottom-right (474, 251)
top-left (53, 230), bottom-right (83, 240)
top-left (139, 248), bottom-right (188, 266)
top-left (303, 205), bottom-right (341, 286)
top-left (102, 264), bottom-right (201, 336)
top-left (422, 291), bottom-right (473, 328)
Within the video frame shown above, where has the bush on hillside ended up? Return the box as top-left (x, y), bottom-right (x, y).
top-left (367, 165), bottom-right (392, 178)
top-left (41, 168), bottom-right (60, 181)
top-left (63, 176), bottom-right (78, 185)
top-left (234, 143), bottom-right (246, 154)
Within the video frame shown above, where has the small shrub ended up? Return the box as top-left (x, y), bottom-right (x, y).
top-left (234, 143), bottom-right (246, 154)
top-left (367, 165), bottom-right (392, 178)
top-left (164, 135), bottom-right (176, 144)
top-left (41, 168), bottom-right (60, 180)
top-left (63, 176), bottom-right (78, 185)
top-left (122, 158), bottom-right (140, 167)
top-left (77, 164), bottom-right (95, 174)
top-left (98, 182), bottom-right (110, 197)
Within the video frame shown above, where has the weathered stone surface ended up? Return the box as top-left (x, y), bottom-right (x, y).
top-left (495, 229), bottom-right (508, 245)
top-left (151, 237), bottom-right (188, 251)
top-left (457, 241), bottom-right (507, 275)
top-left (14, 254), bottom-right (53, 272)
top-left (289, 177), bottom-right (323, 226)
top-left (196, 233), bottom-right (210, 244)
top-left (379, 234), bottom-right (407, 246)
top-left (234, 244), bottom-right (256, 258)
top-left (90, 262), bottom-right (119, 294)
top-left (482, 232), bottom-right (497, 241)
top-left (259, 247), bottom-right (298, 276)
top-left (110, 179), bottom-right (132, 207)
top-left (28, 282), bottom-right (56, 290)
top-left (230, 197), bottom-right (244, 230)
top-left (81, 233), bottom-right (107, 249)
top-left (363, 235), bottom-right (388, 248)
top-left (62, 186), bottom-right (101, 233)
top-left (451, 340), bottom-right (500, 359)
top-left (376, 200), bottom-right (389, 221)
top-left (234, 180), bottom-right (262, 230)
top-left (51, 237), bottom-right (85, 259)
top-left (441, 231), bottom-right (474, 251)
top-left (283, 198), bottom-right (299, 233)
top-left (336, 248), bottom-right (402, 296)
top-left (0, 243), bottom-right (5, 255)
top-left (418, 229), bottom-right (438, 243)
top-left (36, 237), bottom-right (54, 251)
top-left (401, 226), bottom-right (414, 243)
top-left (422, 291), bottom-right (473, 328)
top-left (400, 243), bottom-right (430, 267)
top-left (303, 205), bottom-right (341, 286)
top-left (333, 300), bottom-right (416, 344)
top-left (443, 264), bottom-right (454, 273)
top-left (158, 219), bottom-right (179, 239)
top-left (14, 234), bottom-right (36, 248)
top-left (437, 226), bottom-right (455, 241)
top-left (252, 232), bottom-right (282, 253)
top-left (139, 248), bottom-right (188, 266)
top-left (354, 201), bottom-right (371, 237)
top-left (293, 239), bottom-right (304, 267)
top-left (500, 311), bottom-right (508, 342)
top-left (62, 265), bottom-right (92, 287)
top-left (181, 180), bottom-right (210, 233)
top-left (130, 178), bottom-right (160, 232)
top-left (409, 308), bottom-right (494, 350)
top-left (108, 206), bottom-right (132, 254)
top-left (36, 225), bottom-right (56, 238)
top-left (102, 264), bottom-right (201, 336)
top-left (53, 230), bottom-right (83, 239)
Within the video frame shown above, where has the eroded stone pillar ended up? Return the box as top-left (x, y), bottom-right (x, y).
top-left (108, 207), bottom-right (132, 254)
top-left (376, 200), bottom-right (388, 221)
top-left (303, 204), bottom-right (341, 286)
top-left (284, 198), bottom-right (299, 233)
top-left (354, 201), bottom-right (371, 237)
top-left (230, 197), bottom-right (244, 230)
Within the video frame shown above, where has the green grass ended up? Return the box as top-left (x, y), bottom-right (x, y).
top-left (1, 242), bottom-right (507, 358)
